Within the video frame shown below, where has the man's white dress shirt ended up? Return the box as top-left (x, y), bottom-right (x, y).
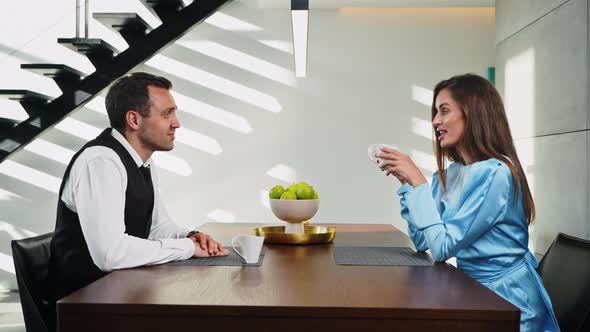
top-left (60, 130), bottom-right (194, 271)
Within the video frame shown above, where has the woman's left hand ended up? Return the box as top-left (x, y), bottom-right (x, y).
top-left (376, 147), bottom-right (427, 187)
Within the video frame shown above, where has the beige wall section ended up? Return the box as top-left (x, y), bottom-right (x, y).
top-left (496, 0), bottom-right (569, 43)
top-left (515, 133), bottom-right (588, 253)
top-left (496, 0), bottom-right (589, 254)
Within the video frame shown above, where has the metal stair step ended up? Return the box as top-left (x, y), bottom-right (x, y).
top-left (21, 64), bottom-right (85, 92)
top-left (57, 38), bottom-right (118, 69)
top-left (0, 90), bottom-right (52, 117)
top-left (93, 13), bottom-right (152, 45)
top-left (0, 90), bottom-right (52, 103)
top-left (140, 0), bottom-right (185, 21)
top-left (0, 118), bottom-right (20, 131)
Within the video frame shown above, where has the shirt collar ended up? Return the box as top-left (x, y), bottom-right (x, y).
top-left (110, 129), bottom-right (152, 168)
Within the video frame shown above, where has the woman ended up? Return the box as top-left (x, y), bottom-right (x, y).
top-left (376, 74), bottom-right (559, 332)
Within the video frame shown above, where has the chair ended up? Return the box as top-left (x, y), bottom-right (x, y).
top-left (537, 232), bottom-right (590, 332)
top-left (11, 233), bottom-right (54, 332)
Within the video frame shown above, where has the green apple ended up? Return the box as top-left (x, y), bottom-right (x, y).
top-left (296, 186), bottom-right (315, 200)
top-left (286, 184), bottom-right (298, 193)
top-left (269, 185), bottom-right (285, 199)
top-left (280, 191), bottom-right (297, 200)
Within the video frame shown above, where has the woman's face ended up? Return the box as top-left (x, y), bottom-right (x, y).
top-left (432, 88), bottom-right (466, 148)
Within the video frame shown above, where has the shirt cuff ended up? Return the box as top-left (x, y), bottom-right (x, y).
top-left (159, 238), bottom-right (194, 260)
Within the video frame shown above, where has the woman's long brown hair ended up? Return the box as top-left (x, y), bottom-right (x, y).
top-left (432, 74), bottom-right (535, 225)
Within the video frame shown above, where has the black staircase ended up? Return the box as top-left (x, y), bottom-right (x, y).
top-left (0, 0), bottom-right (230, 163)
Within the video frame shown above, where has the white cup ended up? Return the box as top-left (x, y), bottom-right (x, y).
top-left (368, 143), bottom-right (397, 165)
top-left (232, 235), bottom-right (264, 264)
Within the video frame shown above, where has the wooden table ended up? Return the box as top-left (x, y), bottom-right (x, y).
top-left (58, 223), bottom-right (520, 331)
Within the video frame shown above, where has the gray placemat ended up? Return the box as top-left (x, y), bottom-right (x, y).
top-left (165, 248), bottom-right (266, 266)
top-left (333, 247), bottom-right (433, 266)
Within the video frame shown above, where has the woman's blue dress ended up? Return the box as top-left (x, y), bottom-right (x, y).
top-left (398, 158), bottom-right (560, 332)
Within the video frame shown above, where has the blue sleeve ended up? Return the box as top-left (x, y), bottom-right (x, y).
top-left (398, 174), bottom-right (444, 252)
top-left (400, 160), bottom-right (511, 261)
top-left (399, 183), bottom-right (428, 251)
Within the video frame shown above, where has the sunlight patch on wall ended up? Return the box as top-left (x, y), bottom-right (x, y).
top-left (411, 85), bottom-right (433, 107)
top-left (514, 139), bottom-right (536, 193)
top-left (207, 209), bottom-right (236, 223)
top-left (266, 164), bottom-right (296, 183)
top-left (55, 118), bottom-right (101, 141)
top-left (0, 189), bottom-right (22, 201)
top-left (411, 117), bottom-right (433, 140)
top-left (147, 55), bottom-right (282, 112)
top-left (0, 323), bottom-right (24, 329)
top-left (0, 253), bottom-right (15, 274)
top-left (85, 96), bottom-right (108, 115)
top-left (151, 152), bottom-right (192, 177)
top-left (410, 149), bottom-right (437, 173)
top-left (175, 128), bottom-right (222, 155)
top-left (504, 48), bottom-right (536, 254)
top-left (0, 221), bottom-right (37, 240)
top-left (178, 40), bottom-right (296, 86)
top-left (205, 12), bottom-right (262, 31)
top-left (0, 221), bottom-right (25, 240)
top-left (0, 161), bottom-right (60, 193)
top-left (25, 139), bottom-right (75, 165)
top-left (172, 91), bottom-right (252, 134)
top-left (259, 189), bottom-right (270, 210)
top-left (258, 40), bottom-right (294, 54)
top-left (0, 100), bottom-right (28, 121)
top-left (505, 48), bottom-right (535, 139)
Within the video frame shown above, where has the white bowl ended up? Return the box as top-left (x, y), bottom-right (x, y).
top-left (269, 199), bottom-right (320, 223)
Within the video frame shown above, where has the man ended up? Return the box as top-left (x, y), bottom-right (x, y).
top-left (49, 72), bottom-right (229, 303)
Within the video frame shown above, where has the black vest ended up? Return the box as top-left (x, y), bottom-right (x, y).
top-left (49, 128), bottom-right (154, 301)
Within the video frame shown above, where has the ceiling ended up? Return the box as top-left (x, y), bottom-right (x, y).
top-left (240, 0), bottom-right (495, 8)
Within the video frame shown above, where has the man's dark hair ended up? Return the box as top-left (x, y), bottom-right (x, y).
top-left (105, 72), bottom-right (172, 133)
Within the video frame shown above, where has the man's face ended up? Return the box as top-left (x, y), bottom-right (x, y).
top-left (138, 86), bottom-right (180, 152)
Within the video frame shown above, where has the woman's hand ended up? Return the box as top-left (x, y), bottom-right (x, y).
top-left (376, 147), bottom-right (427, 187)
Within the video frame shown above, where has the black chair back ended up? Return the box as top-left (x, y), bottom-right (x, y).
top-left (537, 232), bottom-right (590, 332)
top-left (11, 233), bottom-right (53, 332)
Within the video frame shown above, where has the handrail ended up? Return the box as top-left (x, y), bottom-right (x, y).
top-left (75, 0), bottom-right (90, 38)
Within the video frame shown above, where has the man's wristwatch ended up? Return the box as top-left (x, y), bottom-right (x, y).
top-left (186, 230), bottom-right (200, 238)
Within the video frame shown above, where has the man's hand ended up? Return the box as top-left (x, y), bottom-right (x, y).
top-left (193, 242), bottom-right (229, 257)
top-left (190, 232), bottom-right (229, 256)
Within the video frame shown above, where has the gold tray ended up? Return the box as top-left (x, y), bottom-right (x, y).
top-left (254, 225), bottom-right (336, 245)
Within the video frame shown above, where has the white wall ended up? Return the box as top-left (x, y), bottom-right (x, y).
top-left (0, 1), bottom-right (495, 290)
top-left (496, 0), bottom-right (589, 253)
